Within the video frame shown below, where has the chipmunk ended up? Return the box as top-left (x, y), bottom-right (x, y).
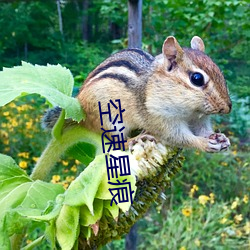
top-left (44, 36), bottom-right (232, 153)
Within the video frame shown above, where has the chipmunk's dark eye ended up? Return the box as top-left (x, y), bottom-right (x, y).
top-left (190, 72), bottom-right (204, 87)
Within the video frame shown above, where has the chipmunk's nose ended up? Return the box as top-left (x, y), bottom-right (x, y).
top-left (219, 101), bottom-right (232, 114)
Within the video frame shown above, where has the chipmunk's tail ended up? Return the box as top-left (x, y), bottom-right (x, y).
top-left (41, 106), bottom-right (62, 130)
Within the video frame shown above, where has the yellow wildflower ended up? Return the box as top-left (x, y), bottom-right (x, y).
top-left (75, 159), bottom-right (81, 165)
top-left (182, 207), bottom-right (192, 217)
top-left (51, 175), bottom-right (61, 183)
top-left (0, 130), bottom-right (8, 138)
top-left (17, 105), bottom-right (30, 112)
top-left (11, 119), bottom-right (18, 127)
top-left (70, 165), bottom-right (77, 172)
top-left (221, 232), bottom-right (227, 238)
top-left (243, 195), bottom-right (248, 204)
top-left (232, 150), bottom-right (237, 156)
top-left (179, 247), bottom-right (186, 250)
top-left (9, 102), bottom-right (16, 108)
top-left (220, 217), bottom-right (228, 224)
top-left (18, 152), bottom-right (30, 159)
top-left (66, 176), bottom-right (75, 182)
top-left (198, 195), bottom-right (210, 206)
top-left (236, 229), bottom-right (242, 237)
top-left (234, 214), bottom-right (243, 224)
top-left (194, 238), bottom-right (201, 247)
top-left (231, 197), bottom-right (240, 209)
top-left (26, 121), bottom-right (33, 129)
top-left (4, 147), bottom-right (10, 152)
top-left (63, 182), bottom-right (69, 189)
top-left (3, 138), bottom-right (9, 145)
top-left (221, 162), bottom-right (228, 167)
top-left (244, 221), bottom-right (250, 234)
top-left (189, 184), bottom-right (199, 198)
top-left (19, 161), bottom-right (28, 169)
top-left (32, 157), bottom-right (39, 162)
top-left (209, 193), bottom-right (215, 204)
top-left (62, 160), bottom-right (69, 166)
top-left (3, 111), bottom-right (9, 116)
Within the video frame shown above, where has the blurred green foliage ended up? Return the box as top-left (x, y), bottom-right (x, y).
top-left (0, 0), bottom-right (249, 97)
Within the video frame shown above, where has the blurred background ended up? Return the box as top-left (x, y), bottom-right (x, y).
top-left (0, 0), bottom-right (249, 249)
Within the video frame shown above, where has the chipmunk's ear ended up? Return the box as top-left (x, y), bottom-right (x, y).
top-left (191, 36), bottom-right (205, 52)
top-left (162, 36), bottom-right (184, 63)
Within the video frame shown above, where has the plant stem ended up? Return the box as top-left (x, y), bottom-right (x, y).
top-left (30, 126), bottom-right (102, 181)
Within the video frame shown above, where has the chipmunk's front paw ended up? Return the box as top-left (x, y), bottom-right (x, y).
top-left (128, 134), bottom-right (156, 152)
top-left (206, 133), bottom-right (230, 152)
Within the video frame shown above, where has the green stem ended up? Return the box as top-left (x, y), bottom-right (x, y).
top-left (30, 126), bottom-right (102, 181)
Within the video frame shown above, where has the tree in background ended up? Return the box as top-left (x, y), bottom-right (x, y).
top-left (128, 0), bottom-right (142, 48)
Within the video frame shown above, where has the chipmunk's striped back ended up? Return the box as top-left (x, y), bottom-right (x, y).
top-left (83, 48), bottom-right (155, 89)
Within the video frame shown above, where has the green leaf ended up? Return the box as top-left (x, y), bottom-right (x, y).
top-left (0, 176), bottom-right (32, 201)
top-left (64, 155), bottom-right (106, 213)
top-left (0, 231), bottom-right (10, 250)
top-left (3, 210), bottom-right (31, 237)
top-left (0, 154), bottom-right (65, 243)
top-left (56, 205), bottom-right (80, 250)
top-left (80, 226), bottom-right (92, 240)
top-left (0, 182), bottom-right (32, 217)
top-left (79, 199), bottom-right (103, 227)
top-left (96, 172), bottom-right (136, 213)
top-left (20, 181), bottom-right (64, 213)
top-left (66, 142), bottom-right (96, 166)
top-left (0, 154), bottom-right (30, 181)
top-left (103, 200), bottom-right (119, 219)
top-left (26, 196), bottom-right (63, 222)
top-left (45, 220), bottom-right (56, 249)
top-left (0, 62), bottom-right (85, 122)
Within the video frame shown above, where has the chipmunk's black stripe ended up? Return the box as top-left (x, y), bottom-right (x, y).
top-left (91, 60), bottom-right (140, 79)
top-left (125, 48), bottom-right (154, 62)
top-left (96, 73), bottom-right (130, 85)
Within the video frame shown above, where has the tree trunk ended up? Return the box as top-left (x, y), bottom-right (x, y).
top-left (82, 0), bottom-right (89, 41)
top-left (125, 224), bottom-right (137, 250)
top-left (128, 0), bottom-right (142, 49)
top-left (56, 0), bottom-right (63, 36)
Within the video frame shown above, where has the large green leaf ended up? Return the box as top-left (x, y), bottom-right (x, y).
top-left (0, 62), bottom-right (84, 121)
top-left (63, 155), bottom-right (106, 213)
top-left (56, 205), bottom-right (80, 250)
top-left (66, 142), bottom-right (96, 166)
top-left (0, 154), bottom-right (30, 181)
top-left (64, 152), bottom-right (136, 215)
top-left (79, 199), bottom-right (103, 227)
top-left (0, 154), bottom-right (65, 248)
top-left (20, 181), bottom-right (64, 213)
top-left (0, 176), bottom-right (31, 201)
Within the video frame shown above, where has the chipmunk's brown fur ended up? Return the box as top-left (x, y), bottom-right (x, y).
top-left (44, 36), bottom-right (231, 152)
top-left (76, 36), bottom-right (231, 152)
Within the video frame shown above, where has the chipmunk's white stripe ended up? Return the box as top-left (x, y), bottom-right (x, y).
top-left (88, 66), bottom-right (137, 85)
